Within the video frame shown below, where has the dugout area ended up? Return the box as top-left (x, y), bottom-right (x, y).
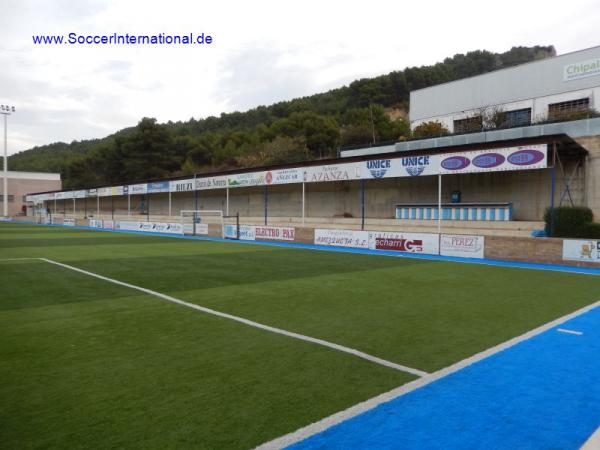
top-left (1, 222), bottom-right (599, 449)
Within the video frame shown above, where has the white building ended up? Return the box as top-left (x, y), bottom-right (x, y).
top-left (410, 45), bottom-right (600, 133)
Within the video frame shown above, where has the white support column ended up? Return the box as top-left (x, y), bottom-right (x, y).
top-left (302, 182), bottom-right (305, 226)
top-left (437, 174), bottom-right (442, 234)
top-left (168, 191), bottom-right (172, 218)
top-left (73, 198), bottom-right (76, 216)
top-left (3, 114), bottom-right (7, 218)
top-left (226, 188), bottom-right (229, 215)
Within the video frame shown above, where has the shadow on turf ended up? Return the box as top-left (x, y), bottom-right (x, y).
top-left (60, 248), bottom-right (432, 293)
top-left (0, 261), bottom-right (147, 312)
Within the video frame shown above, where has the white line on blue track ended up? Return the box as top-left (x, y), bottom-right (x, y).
top-left (557, 328), bottom-right (584, 336)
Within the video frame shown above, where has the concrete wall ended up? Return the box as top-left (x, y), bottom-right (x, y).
top-left (3, 177), bottom-right (61, 216)
top-left (577, 135), bottom-right (600, 220)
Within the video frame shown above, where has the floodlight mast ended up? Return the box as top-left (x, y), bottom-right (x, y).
top-left (0, 105), bottom-right (15, 219)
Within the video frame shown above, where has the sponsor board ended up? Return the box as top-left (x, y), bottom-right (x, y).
top-left (304, 163), bottom-right (361, 183)
top-left (103, 220), bottom-right (115, 230)
top-left (562, 239), bottom-right (600, 262)
top-left (440, 234), bottom-right (485, 258)
top-left (111, 186), bottom-right (123, 196)
top-left (196, 175), bottom-right (228, 190)
top-left (266, 168), bottom-right (303, 185)
top-left (63, 218), bottom-right (76, 227)
top-left (362, 156), bottom-right (439, 179)
top-left (368, 231), bottom-right (439, 254)
top-left (129, 183), bottom-right (147, 195)
top-left (97, 187), bottom-right (112, 197)
top-left (117, 221), bottom-right (182, 234)
top-left (564, 58), bottom-right (600, 82)
top-left (228, 172), bottom-right (266, 188)
top-left (87, 188), bottom-right (97, 197)
top-left (254, 226), bottom-right (295, 241)
top-left (72, 190), bottom-right (87, 199)
top-left (223, 224), bottom-right (255, 240)
top-left (147, 181), bottom-right (170, 193)
top-left (314, 229), bottom-right (369, 249)
top-left (89, 219), bottom-right (103, 228)
top-left (171, 179), bottom-right (194, 192)
top-left (439, 145), bottom-right (547, 175)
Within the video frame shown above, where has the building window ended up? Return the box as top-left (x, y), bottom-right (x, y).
top-left (548, 98), bottom-right (590, 121)
top-left (453, 116), bottom-right (482, 133)
top-left (0, 195), bottom-right (15, 203)
top-left (503, 108), bottom-right (531, 127)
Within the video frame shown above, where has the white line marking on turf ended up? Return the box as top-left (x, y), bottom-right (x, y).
top-left (38, 258), bottom-right (428, 378)
top-left (255, 299), bottom-right (600, 449)
top-left (0, 257), bottom-right (40, 262)
top-left (557, 328), bottom-right (583, 336)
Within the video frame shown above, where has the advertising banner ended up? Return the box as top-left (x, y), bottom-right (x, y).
top-left (110, 186), bottom-right (123, 196)
top-left (361, 155), bottom-right (440, 179)
top-left (171, 179), bottom-right (195, 192)
top-left (97, 187), bottom-right (112, 197)
top-left (103, 220), bottom-right (115, 230)
top-left (440, 234), bottom-right (485, 258)
top-left (227, 172), bottom-right (267, 188)
top-left (89, 219), bottom-right (103, 228)
top-left (72, 190), bottom-right (87, 199)
top-left (562, 239), bottom-right (600, 262)
top-left (147, 181), bottom-right (170, 193)
top-left (368, 231), bottom-right (439, 254)
top-left (314, 229), bottom-right (370, 248)
top-left (265, 168), bottom-right (303, 185)
top-left (439, 144), bottom-right (548, 175)
top-left (117, 220), bottom-right (182, 234)
top-left (87, 188), bottom-right (97, 197)
top-left (129, 183), bottom-right (148, 195)
top-left (304, 163), bottom-right (361, 183)
top-left (196, 175), bottom-right (228, 190)
top-left (63, 218), bottom-right (76, 227)
top-left (253, 226), bottom-right (295, 241)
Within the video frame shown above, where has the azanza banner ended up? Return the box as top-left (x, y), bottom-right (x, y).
top-left (562, 239), bottom-right (600, 262)
top-left (440, 234), bottom-right (485, 258)
top-left (439, 144), bottom-right (548, 175)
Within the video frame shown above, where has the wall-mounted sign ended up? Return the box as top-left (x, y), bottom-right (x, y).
top-left (439, 145), bottom-right (547, 175)
top-left (147, 181), bottom-right (170, 193)
top-left (564, 58), bottom-right (600, 82)
top-left (171, 179), bottom-right (194, 192)
top-left (562, 239), bottom-right (600, 262)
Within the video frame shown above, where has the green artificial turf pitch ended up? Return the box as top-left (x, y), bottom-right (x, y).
top-left (1, 223), bottom-right (599, 449)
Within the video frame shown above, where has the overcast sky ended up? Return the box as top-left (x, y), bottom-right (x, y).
top-left (1, 0), bottom-right (599, 155)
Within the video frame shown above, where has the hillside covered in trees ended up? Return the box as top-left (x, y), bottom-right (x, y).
top-left (10, 45), bottom-right (555, 189)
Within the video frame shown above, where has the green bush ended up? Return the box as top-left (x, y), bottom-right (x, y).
top-left (544, 206), bottom-right (595, 238)
top-left (580, 222), bottom-right (600, 239)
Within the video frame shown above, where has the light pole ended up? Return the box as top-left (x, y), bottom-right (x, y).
top-left (1, 105), bottom-right (15, 219)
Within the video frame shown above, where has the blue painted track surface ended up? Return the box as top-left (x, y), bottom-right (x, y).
top-left (289, 307), bottom-right (600, 450)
